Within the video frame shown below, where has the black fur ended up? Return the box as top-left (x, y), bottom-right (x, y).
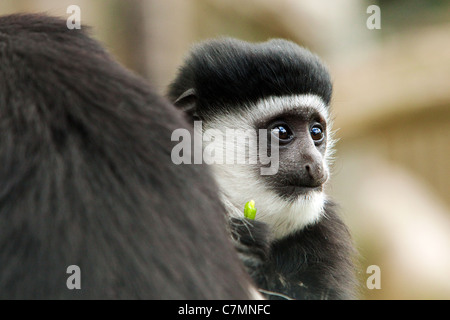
top-left (229, 218), bottom-right (271, 287)
top-left (168, 38), bottom-right (357, 300)
top-left (0, 14), bottom-right (253, 299)
top-left (168, 38), bottom-right (333, 119)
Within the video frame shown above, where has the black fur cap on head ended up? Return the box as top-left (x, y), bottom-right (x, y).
top-left (168, 38), bottom-right (333, 117)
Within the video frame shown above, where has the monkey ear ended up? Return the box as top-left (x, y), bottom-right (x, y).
top-left (174, 88), bottom-right (198, 118)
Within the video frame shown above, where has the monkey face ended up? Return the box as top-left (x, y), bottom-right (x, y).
top-left (259, 106), bottom-right (329, 201)
top-left (200, 94), bottom-right (333, 239)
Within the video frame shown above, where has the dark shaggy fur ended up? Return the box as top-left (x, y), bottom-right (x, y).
top-left (0, 14), bottom-right (253, 299)
top-left (233, 202), bottom-right (356, 300)
top-left (168, 38), bottom-right (357, 300)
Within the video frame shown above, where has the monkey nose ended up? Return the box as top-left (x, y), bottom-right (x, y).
top-left (304, 163), bottom-right (327, 187)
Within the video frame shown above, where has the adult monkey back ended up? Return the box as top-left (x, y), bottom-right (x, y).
top-left (0, 14), bottom-right (254, 299)
top-left (169, 38), bottom-right (358, 300)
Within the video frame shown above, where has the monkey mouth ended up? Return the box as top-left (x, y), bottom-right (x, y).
top-left (277, 184), bottom-right (322, 200)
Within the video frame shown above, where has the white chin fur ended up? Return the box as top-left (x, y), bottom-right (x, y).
top-left (215, 164), bottom-right (325, 239)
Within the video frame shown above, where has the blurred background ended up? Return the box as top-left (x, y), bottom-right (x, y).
top-left (1, 0), bottom-right (449, 299)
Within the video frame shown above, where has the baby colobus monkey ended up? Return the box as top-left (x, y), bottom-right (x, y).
top-left (169, 38), bottom-right (357, 299)
top-left (0, 14), bottom-right (255, 299)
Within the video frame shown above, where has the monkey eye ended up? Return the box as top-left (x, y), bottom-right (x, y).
top-left (271, 123), bottom-right (294, 143)
top-left (310, 124), bottom-right (324, 143)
